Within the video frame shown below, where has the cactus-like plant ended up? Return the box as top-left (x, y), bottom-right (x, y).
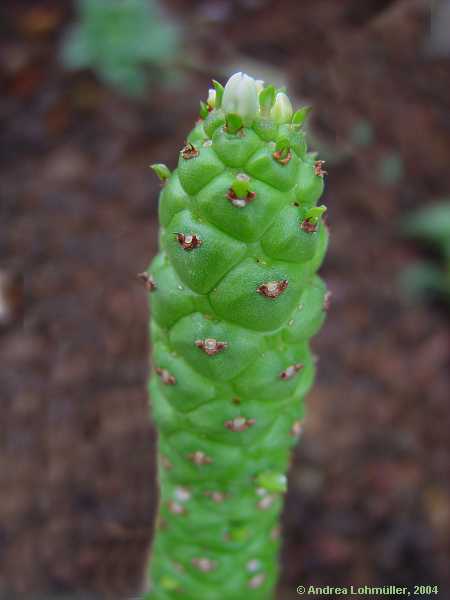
top-left (142, 73), bottom-right (329, 600)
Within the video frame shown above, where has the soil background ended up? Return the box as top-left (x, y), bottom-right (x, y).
top-left (1, 1), bottom-right (449, 599)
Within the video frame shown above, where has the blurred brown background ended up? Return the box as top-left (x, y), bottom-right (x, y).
top-left (1, 0), bottom-right (449, 598)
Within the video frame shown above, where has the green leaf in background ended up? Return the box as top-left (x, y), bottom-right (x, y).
top-left (377, 152), bottom-right (404, 187)
top-left (400, 200), bottom-right (450, 306)
top-left (350, 119), bottom-right (374, 147)
top-left (61, 0), bottom-right (179, 96)
top-left (402, 200), bottom-right (450, 259)
top-left (400, 262), bottom-right (450, 303)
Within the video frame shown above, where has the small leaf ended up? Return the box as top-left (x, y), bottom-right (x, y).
top-left (259, 84), bottom-right (276, 116)
top-left (212, 79), bottom-right (224, 108)
top-left (292, 106), bottom-right (312, 127)
top-left (231, 173), bottom-right (251, 198)
top-left (150, 163), bottom-right (171, 181)
top-left (225, 112), bottom-right (243, 134)
top-left (275, 135), bottom-right (290, 153)
top-left (199, 100), bottom-right (209, 119)
top-left (304, 205), bottom-right (327, 222)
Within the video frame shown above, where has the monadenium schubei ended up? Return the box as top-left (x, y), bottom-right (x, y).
top-left (140, 72), bottom-right (330, 600)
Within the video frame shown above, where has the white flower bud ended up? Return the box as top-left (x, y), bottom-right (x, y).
top-left (222, 72), bottom-right (258, 126)
top-left (207, 88), bottom-right (216, 109)
top-left (270, 92), bottom-right (293, 124)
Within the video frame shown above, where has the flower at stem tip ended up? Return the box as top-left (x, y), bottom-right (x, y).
top-left (222, 72), bottom-right (259, 127)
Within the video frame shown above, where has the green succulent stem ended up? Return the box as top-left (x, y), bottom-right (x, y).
top-left (145, 73), bottom-right (329, 600)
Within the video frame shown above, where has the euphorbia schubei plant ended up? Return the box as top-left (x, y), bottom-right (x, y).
top-left (141, 72), bottom-right (329, 599)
